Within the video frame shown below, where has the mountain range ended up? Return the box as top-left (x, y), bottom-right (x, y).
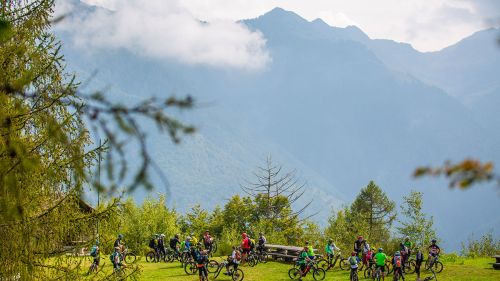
top-left (56, 3), bottom-right (500, 250)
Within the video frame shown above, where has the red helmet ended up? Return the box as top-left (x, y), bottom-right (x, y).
top-left (357, 236), bottom-right (363, 240)
top-left (242, 232), bottom-right (247, 238)
top-left (351, 251), bottom-right (356, 256)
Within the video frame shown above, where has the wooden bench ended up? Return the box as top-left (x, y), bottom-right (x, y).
top-left (264, 244), bottom-right (319, 263)
top-left (493, 255), bottom-right (500, 270)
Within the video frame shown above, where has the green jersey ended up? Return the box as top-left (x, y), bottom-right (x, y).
top-left (298, 251), bottom-right (308, 265)
top-left (307, 246), bottom-right (315, 256)
top-left (374, 252), bottom-right (387, 266)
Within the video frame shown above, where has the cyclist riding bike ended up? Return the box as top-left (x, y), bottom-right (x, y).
top-left (257, 232), bottom-right (267, 254)
top-left (348, 251), bottom-right (360, 280)
top-left (111, 246), bottom-right (125, 271)
top-left (225, 246), bottom-right (241, 275)
top-left (427, 239), bottom-right (440, 258)
top-left (89, 240), bottom-right (100, 272)
top-left (373, 248), bottom-right (388, 281)
top-left (297, 246), bottom-right (311, 280)
top-left (305, 241), bottom-right (315, 260)
top-left (353, 236), bottom-right (366, 258)
top-left (114, 234), bottom-right (124, 253)
top-left (325, 239), bottom-right (340, 262)
top-left (392, 251), bottom-right (405, 280)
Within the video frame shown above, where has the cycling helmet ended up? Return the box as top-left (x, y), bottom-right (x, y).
top-left (328, 238), bottom-right (333, 243)
top-left (431, 239), bottom-right (437, 243)
top-left (186, 236), bottom-right (191, 241)
top-left (205, 230), bottom-right (210, 233)
top-left (351, 251), bottom-right (356, 256)
top-left (175, 233), bottom-right (180, 238)
top-left (357, 236), bottom-right (363, 240)
top-left (405, 236), bottom-right (410, 240)
top-left (242, 232), bottom-right (247, 238)
top-left (305, 241), bottom-right (310, 245)
top-left (118, 234), bottom-right (123, 239)
top-left (160, 234), bottom-right (165, 238)
top-left (378, 248), bottom-right (383, 252)
top-left (395, 251), bottom-right (401, 256)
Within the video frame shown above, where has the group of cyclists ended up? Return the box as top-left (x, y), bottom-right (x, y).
top-left (87, 231), bottom-right (441, 281)
top-left (294, 235), bottom-right (441, 281)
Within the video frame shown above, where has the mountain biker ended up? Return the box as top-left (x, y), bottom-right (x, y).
top-left (196, 249), bottom-right (208, 281)
top-left (414, 246), bottom-right (424, 281)
top-left (365, 247), bottom-right (374, 268)
top-left (89, 240), bottom-right (100, 272)
top-left (225, 246), bottom-right (241, 275)
top-left (114, 234), bottom-right (124, 253)
top-left (241, 233), bottom-right (251, 265)
top-left (353, 236), bottom-right (366, 258)
top-left (257, 232), bottom-right (267, 254)
top-left (305, 241), bottom-right (315, 260)
top-left (348, 251), bottom-right (360, 281)
top-left (111, 246), bottom-right (124, 271)
top-left (325, 239), bottom-right (340, 262)
top-left (374, 248), bottom-right (388, 281)
top-left (427, 239), bottom-right (440, 258)
top-left (158, 234), bottom-right (166, 257)
top-left (399, 242), bottom-right (409, 269)
top-left (203, 230), bottom-right (213, 252)
top-left (297, 246), bottom-right (311, 280)
top-left (170, 234), bottom-right (181, 257)
top-left (392, 251), bottom-right (405, 280)
top-left (362, 240), bottom-right (371, 267)
top-left (191, 232), bottom-right (199, 246)
top-left (249, 236), bottom-right (256, 253)
top-left (403, 236), bottom-right (413, 263)
top-left (149, 234), bottom-right (158, 254)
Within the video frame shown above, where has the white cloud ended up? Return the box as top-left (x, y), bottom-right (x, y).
top-left (58, 0), bottom-right (270, 70)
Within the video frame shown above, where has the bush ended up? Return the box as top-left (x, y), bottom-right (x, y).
top-left (460, 231), bottom-right (500, 257)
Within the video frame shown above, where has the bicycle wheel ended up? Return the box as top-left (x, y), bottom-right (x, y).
top-left (405, 260), bottom-right (415, 274)
top-left (247, 256), bottom-right (256, 267)
top-left (312, 268), bottom-right (326, 281)
top-left (184, 261), bottom-right (197, 275)
top-left (125, 253), bottom-right (137, 264)
top-left (214, 264), bottom-right (223, 279)
top-left (212, 241), bottom-right (218, 253)
top-left (351, 270), bottom-right (359, 281)
top-left (288, 268), bottom-right (302, 280)
top-left (433, 261), bottom-right (443, 273)
top-left (260, 253), bottom-right (269, 263)
top-left (146, 251), bottom-right (156, 263)
top-left (316, 259), bottom-right (329, 271)
top-left (232, 268), bottom-right (244, 281)
top-left (340, 258), bottom-right (350, 270)
top-left (207, 260), bottom-right (219, 273)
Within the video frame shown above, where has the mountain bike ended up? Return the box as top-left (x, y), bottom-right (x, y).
top-left (87, 256), bottom-right (100, 274)
top-left (213, 260), bottom-right (244, 281)
top-left (372, 265), bottom-right (383, 281)
top-left (425, 255), bottom-right (443, 273)
top-left (349, 268), bottom-right (359, 281)
top-left (146, 247), bottom-right (166, 263)
top-left (423, 266), bottom-right (438, 281)
top-left (184, 259), bottom-right (219, 275)
top-left (288, 260), bottom-right (326, 281)
top-left (121, 247), bottom-right (137, 264)
top-left (317, 252), bottom-right (345, 271)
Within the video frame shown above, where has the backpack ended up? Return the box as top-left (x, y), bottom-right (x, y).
top-left (349, 256), bottom-right (357, 265)
top-left (234, 250), bottom-right (242, 261)
top-left (109, 253), bottom-right (114, 263)
top-left (90, 246), bottom-right (97, 257)
top-left (249, 239), bottom-right (255, 248)
top-left (395, 256), bottom-right (402, 267)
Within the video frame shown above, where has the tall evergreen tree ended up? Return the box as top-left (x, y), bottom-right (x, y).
top-left (350, 181), bottom-right (396, 244)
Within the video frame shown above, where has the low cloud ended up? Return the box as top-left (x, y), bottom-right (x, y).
top-left (56, 0), bottom-right (270, 70)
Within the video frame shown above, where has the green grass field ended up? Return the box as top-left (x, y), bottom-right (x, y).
top-left (83, 255), bottom-right (499, 281)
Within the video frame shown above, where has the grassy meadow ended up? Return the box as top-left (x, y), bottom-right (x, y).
top-left (81, 255), bottom-right (499, 281)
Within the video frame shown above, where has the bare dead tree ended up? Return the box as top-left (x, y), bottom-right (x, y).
top-left (240, 156), bottom-right (315, 221)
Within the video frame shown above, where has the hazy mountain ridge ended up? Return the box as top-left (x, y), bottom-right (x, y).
top-left (57, 4), bottom-right (500, 250)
